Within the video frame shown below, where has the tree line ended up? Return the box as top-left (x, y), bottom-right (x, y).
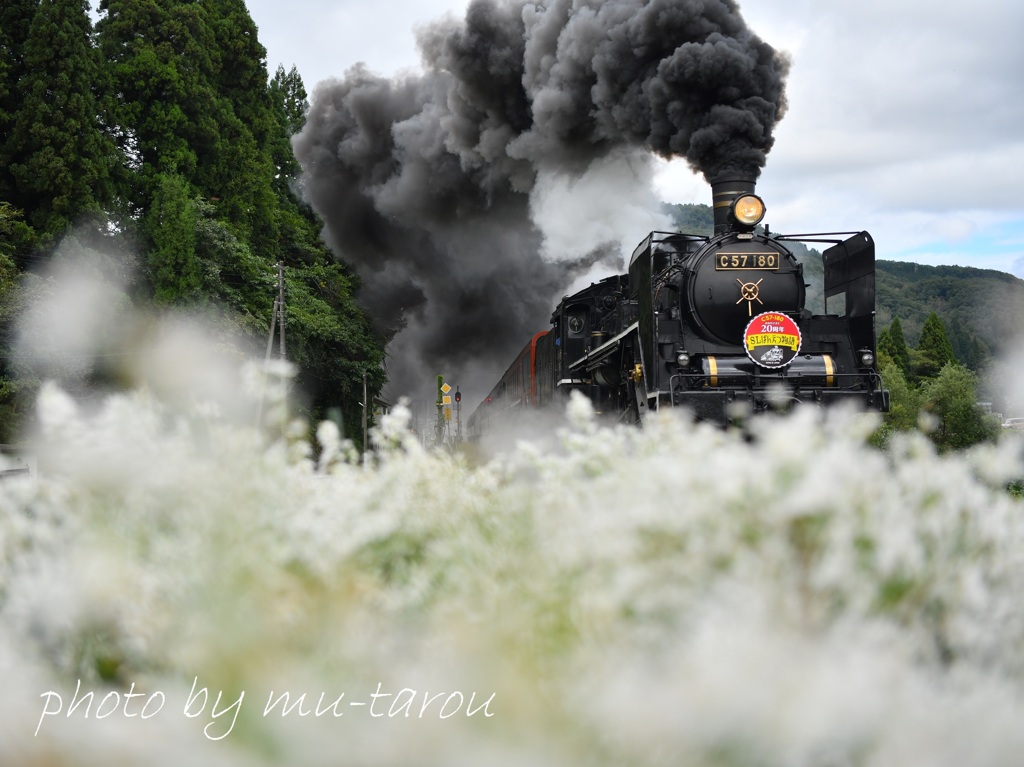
top-left (0, 0), bottom-right (386, 444)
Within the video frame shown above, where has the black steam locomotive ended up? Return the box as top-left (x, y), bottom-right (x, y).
top-left (467, 175), bottom-right (889, 435)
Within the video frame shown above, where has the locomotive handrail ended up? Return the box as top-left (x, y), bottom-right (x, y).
top-left (567, 321), bottom-right (639, 372)
top-left (772, 231), bottom-right (865, 244)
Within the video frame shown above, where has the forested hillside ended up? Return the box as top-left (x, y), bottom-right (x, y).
top-left (0, 0), bottom-right (385, 444)
top-left (875, 261), bottom-right (1024, 367)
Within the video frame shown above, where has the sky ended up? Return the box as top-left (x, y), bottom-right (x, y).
top-left (246, 0), bottom-right (1024, 279)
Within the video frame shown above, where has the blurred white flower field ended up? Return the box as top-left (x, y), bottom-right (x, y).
top-left (1, 362), bottom-right (1024, 766)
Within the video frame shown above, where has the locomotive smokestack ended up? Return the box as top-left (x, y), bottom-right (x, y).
top-left (711, 174), bottom-right (757, 236)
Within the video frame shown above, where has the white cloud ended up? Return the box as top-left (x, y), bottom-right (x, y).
top-left (249, 0), bottom-right (471, 86)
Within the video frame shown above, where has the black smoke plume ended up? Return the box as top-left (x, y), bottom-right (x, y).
top-left (292, 0), bottom-right (788, 409)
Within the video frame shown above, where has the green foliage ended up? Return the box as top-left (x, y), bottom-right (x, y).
top-left (145, 173), bottom-right (202, 303)
top-left (97, 0), bottom-right (278, 252)
top-left (98, 0), bottom-right (210, 183)
top-left (187, 197), bottom-right (384, 446)
top-left (268, 64), bottom-right (308, 200)
top-left (878, 317), bottom-right (911, 377)
top-left (285, 260), bottom-right (386, 445)
top-left (0, 247), bottom-right (28, 441)
top-left (0, 202), bottom-right (37, 267)
top-left (875, 362), bottom-right (921, 440)
top-left (0, 0), bottom-right (39, 201)
top-left (270, 64), bottom-right (309, 138)
top-left (947, 315), bottom-right (989, 371)
top-left (919, 363), bottom-right (1000, 452)
top-left (662, 201), bottom-right (713, 235)
top-left (875, 349), bottom-right (998, 454)
top-left (5, 0), bottom-right (120, 240)
top-left (0, 204), bottom-right (32, 440)
top-left (195, 203), bottom-right (274, 322)
top-left (914, 312), bottom-right (955, 380)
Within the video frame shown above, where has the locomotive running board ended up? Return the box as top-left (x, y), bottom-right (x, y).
top-left (568, 321), bottom-right (640, 372)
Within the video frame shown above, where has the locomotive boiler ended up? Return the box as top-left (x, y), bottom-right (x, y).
top-left (468, 175), bottom-right (889, 435)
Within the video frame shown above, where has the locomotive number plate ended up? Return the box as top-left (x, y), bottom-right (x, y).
top-left (715, 252), bottom-right (779, 270)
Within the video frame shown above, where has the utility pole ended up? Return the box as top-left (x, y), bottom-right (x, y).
top-left (255, 297), bottom-right (279, 427)
top-left (264, 298), bottom-right (278, 364)
top-left (258, 263), bottom-right (287, 433)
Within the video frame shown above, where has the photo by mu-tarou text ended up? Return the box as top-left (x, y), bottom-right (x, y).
top-left (467, 174), bottom-right (890, 437)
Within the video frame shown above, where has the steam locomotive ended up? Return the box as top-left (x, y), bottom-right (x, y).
top-left (467, 175), bottom-right (889, 436)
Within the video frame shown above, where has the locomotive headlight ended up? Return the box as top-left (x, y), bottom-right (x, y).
top-left (732, 194), bottom-right (766, 227)
top-left (859, 350), bottom-right (875, 367)
top-left (676, 352), bottom-right (691, 367)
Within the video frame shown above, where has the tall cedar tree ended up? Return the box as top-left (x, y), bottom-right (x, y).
top-left (147, 172), bottom-right (202, 302)
top-left (268, 64), bottom-right (308, 201)
top-left (0, 0), bottom-right (38, 205)
top-left (98, 0), bottom-right (218, 207)
top-left (98, 0), bottom-right (279, 254)
top-left (915, 312), bottom-right (956, 379)
top-left (947, 316), bottom-right (988, 371)
top-left (880, 316), bottom-right (911, 375)
top-left (5, 0), bottom-right (118, 241)
top-left (271, 65), bottom-right (309, 138)
top-left (201, 0), bottom-right (279, 256)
